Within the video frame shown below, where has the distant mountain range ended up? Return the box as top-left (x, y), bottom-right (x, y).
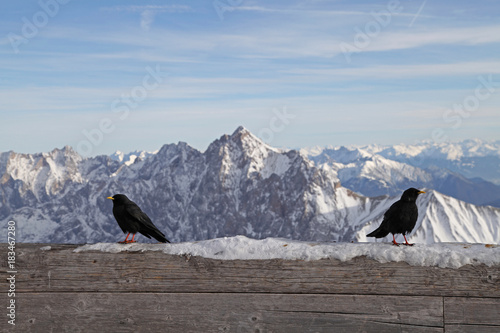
top-left (303, 140), bottom-right (500, 208)
top-left (1, 127), bottom-right (498, 244)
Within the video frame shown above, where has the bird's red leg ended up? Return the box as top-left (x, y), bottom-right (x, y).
top-left (118, 233), bottom-right (137, 244)
top-left (118, 233), bottom-right (130, 244)
top-left (403, 235), bottom-right (413, 246)
top-left (392, 234), bottom-right (400, 246)
top-left (129, 234), bottom-right (137, 243)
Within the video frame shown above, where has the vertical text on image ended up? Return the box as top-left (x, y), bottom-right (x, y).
top-left (6, 220), bottom-right (17, 326)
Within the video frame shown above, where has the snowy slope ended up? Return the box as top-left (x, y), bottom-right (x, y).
top-left (305, 139), bottom-right (500, 183)
top-left (1, 127), bottom-right (499, 245)
top-left (0, 146), bottom-right (84, 199)
top-left (109, 150), bottom-right (157, 166)
top-left (307, 144), bottom-right (500, 207)
top-left (364, 139), bottom-right (500, 184)
top-left (358, 190), bottom-right (500, 244)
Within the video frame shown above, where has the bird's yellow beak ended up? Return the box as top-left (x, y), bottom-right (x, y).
top-left (418, 191), bottom-right (426, 194)
top-left (107, 196), bottom-right (114, 200)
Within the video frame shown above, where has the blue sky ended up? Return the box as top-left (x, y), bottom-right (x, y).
top-left (1, 0), bottom-right (499, 156)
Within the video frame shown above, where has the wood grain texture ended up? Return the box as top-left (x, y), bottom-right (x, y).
top-left (445, 325), bottom-right (500, 333)
top-left (2, 293), bottom-right (444, 333)
top-left (1, 243), bottom-right (499, 332)
top-left (2, 243), bottom-right (498, 297)
top-left (445, 297), bottom-right (500, 327)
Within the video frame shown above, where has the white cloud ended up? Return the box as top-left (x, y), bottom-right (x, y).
top-left (140, 10), bottom-right (155, 31)
top-left (103, 5), bottom-right (190, 13)
top-left (286, 61), bottom-right (500, 79)
top-left (102, 5), bottom-right (190, 31)
top-left (368, 25), bottom-right (500, 52)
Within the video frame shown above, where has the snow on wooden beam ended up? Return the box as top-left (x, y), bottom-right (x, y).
top-left (1, 242), bottom-right (499, 332)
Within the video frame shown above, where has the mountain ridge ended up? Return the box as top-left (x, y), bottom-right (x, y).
top-left (306, 143), bottom-right (500, 208)
top-left (1, 127), bottom-right (498, 244)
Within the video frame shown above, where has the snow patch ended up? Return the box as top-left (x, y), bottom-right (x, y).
top-left (74, 235), bottom-right (500, 269)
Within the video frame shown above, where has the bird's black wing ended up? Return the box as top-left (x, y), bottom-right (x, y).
top-left (124, 203), bottom-right (169, 243)
top-left (400, 204), bottom-right (419, 234)
top-left (383, 200), bottom-right (404, 224)
top-left (384, 200), bottom-right (418, 235)
top-left (112, 205), bottom-right (131, 233)
top-left (124, 203), bottom-right (153, 227)
top-left (367, 199), bottom-right (401, 238)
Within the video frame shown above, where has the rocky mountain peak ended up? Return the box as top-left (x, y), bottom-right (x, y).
top-left (207, 126), bottom-right (272, 157)
top-left (1, 128), bottom-right (499, 245)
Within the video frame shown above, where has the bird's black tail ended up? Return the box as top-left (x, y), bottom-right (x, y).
top-left (367, 226), bottom-right (389, 238)
top-left (143, 227), bottom-right (170, 243)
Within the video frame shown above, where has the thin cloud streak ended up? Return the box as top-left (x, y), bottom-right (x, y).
top-left (102, 5), bottom-right (191, 13)
top-left (27, 19), bottom-right (500, 62)
top-left (287, 61), bottom-right (500, 79)
top-left (369, 25), bottom-right (500, 52)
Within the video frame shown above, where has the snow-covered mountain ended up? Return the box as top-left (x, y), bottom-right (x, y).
top-left (109, 150), bottom-right (157, 166)
top-left (1, 127), bottom-right (499, 244)
top-left (306, 143), bottom-right (500, 208)
top-left (358, 190), bottom-right (500, 244)
top-left (364, 139), bottom-right (500, 185)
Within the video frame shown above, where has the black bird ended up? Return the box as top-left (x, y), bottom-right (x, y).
top-left (367, 188), bottom-right (425, 246)
top-left (107, 194), bottom-right (169, 243)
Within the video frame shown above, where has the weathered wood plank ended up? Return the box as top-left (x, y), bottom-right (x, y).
top-left (1, 293), bottom-right (444, 333)
top-left (445, 325), bottom-right (500, 333)
top-left (444, 297), bottom-right (500, 326)
top-left (1, 244), bottom-right (498, 332)
top-left (2, 243), bottom-right (498, 297)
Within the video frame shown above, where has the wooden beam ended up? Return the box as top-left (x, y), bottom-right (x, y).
top-left (2, 244), bottom-right (499, 331)
top-left (4, 244), bottom-right (498, 298)
top-left (6, 293), bottom-right (444, 333)
top-left (444, 297), bottom-right (500, 332)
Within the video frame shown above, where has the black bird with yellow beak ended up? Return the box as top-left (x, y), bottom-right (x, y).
top-left (107, 194), bottom-right (169, 244)
top-left (367, 188), bottom-right (426, 246)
